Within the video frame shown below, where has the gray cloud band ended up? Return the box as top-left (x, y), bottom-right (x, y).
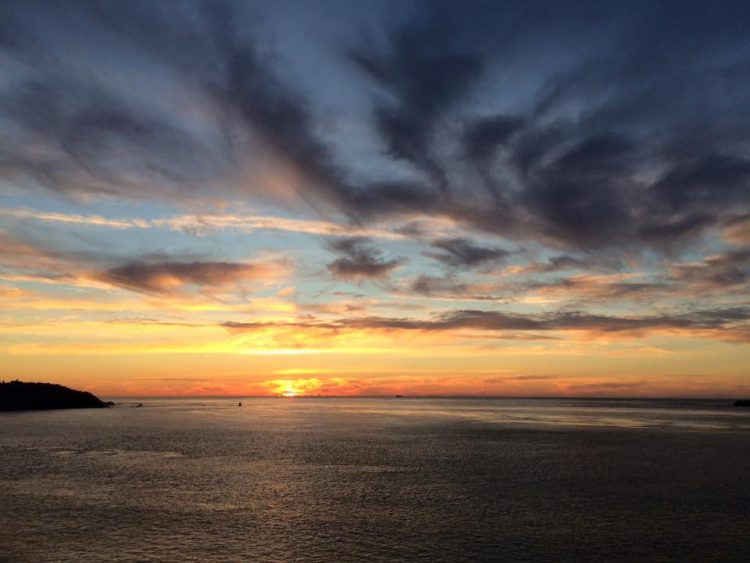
top-left (1, 0), bottom-right (749, 252)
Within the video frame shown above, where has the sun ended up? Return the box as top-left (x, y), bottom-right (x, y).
top-left (268, 378), bottom-right (323, 397)
top-left (278, 380), bottom-right (302, 398)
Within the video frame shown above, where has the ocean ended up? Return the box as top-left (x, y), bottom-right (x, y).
top-left (1, 398), bottom-right (749, 562)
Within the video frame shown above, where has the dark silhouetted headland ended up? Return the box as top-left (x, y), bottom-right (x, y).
top-left (735, 399), bottom-right (750, 407)
top-left (0, 380), bottom-right (112, 411)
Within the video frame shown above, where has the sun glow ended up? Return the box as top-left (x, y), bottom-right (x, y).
top-left (269, 378), bottom-right (323, 397)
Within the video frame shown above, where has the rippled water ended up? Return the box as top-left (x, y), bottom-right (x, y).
top-left (1, 398), bottom-right (749, 562)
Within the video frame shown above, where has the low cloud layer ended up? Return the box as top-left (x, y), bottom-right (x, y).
top-left (223, 306), bottom-right (750, 342)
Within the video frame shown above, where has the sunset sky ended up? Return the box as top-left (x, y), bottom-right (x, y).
top-left (1, 0), bottom-right (749, 397)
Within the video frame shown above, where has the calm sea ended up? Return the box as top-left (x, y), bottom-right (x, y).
top-left (1, 398), bottom-right (749, 562)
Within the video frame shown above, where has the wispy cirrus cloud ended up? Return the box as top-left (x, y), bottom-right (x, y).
top-left (0, 207), bottom-right (404, 239)
top-left (3, 1), bottom-right (749, 252)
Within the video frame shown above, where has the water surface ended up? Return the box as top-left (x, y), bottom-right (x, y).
top-left (2, 398), bottom-right (749, 561)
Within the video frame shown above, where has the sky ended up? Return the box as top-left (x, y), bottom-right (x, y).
top-left (1, 0), bottom-right (749, 398)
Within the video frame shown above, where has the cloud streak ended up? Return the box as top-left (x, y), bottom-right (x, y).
top-left (97, 260), bottom-right (288, 295)
top-left (327, 238), bottom-right (405, 281)
top-left (425, 238), bottom-right (510, 268)
top-left (0, 207), bottom-right (405, 239)
top-left (223, 306), bottom-right (750, 342)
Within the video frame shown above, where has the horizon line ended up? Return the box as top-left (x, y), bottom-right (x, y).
top-left (101, 394), bottom-right (746, 401)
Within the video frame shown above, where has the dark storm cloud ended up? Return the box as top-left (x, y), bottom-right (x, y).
top-left (222, 306), bottom-right (750, 340)
top-left (326, 238), bottom-right (405, 281)
top-left (97, 260), bottom-right (283, 294)
top-left (2, 0), bottom-right (750, 253)
top-left (425, 238), bottom-right (510, 268)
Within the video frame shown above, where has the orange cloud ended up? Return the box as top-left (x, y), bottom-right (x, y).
top-left (95, 259), bottom-right (290, 295)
